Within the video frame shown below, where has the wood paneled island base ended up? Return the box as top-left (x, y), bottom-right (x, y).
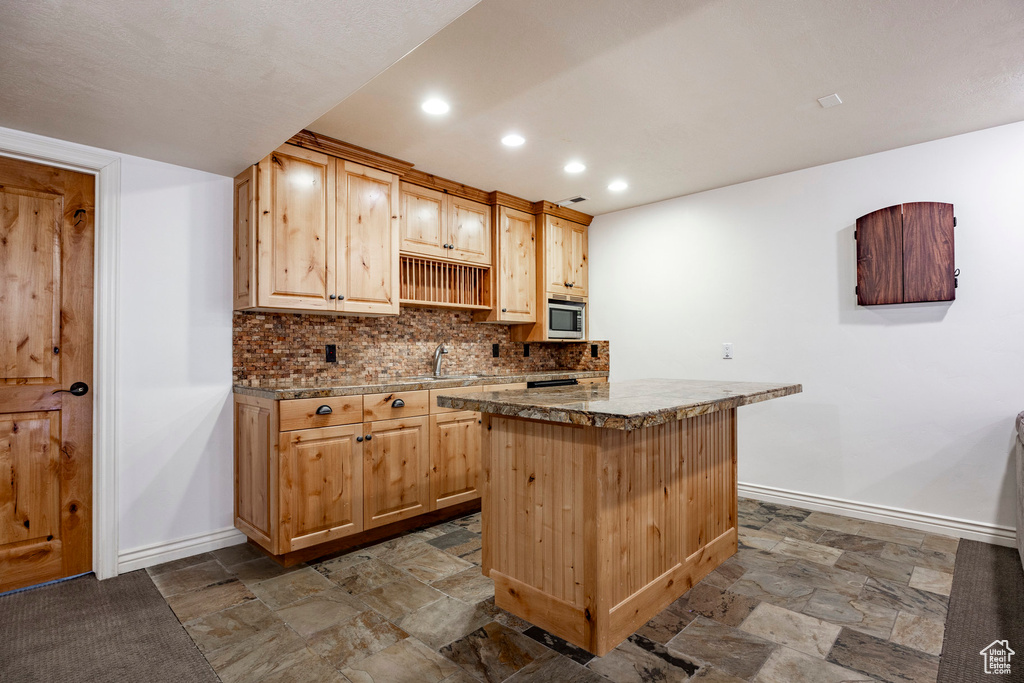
top-left (438, 379), bottom-right (802, 655)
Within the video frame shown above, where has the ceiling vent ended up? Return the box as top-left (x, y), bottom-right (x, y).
top-left (556, 195), bottom-right (589, 207)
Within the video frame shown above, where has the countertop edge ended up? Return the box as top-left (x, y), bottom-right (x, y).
top-left (233, 370), bottom-right (609, 400)
top-left (437, 382), bottom-right (803, 430)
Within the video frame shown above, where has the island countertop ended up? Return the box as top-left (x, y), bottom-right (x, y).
top-left (436, 378), bottom-right (802, 430)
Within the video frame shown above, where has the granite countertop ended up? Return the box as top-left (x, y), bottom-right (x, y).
top-left (436, 378), bottom-right (802, 430)
top-left (232, 370), bottom-right (609, 400)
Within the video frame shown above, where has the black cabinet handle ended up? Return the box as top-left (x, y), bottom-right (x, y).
top-left (391, 399), bottom-right (405, 408)
top-left (52, 382), bottom-right (89, 397)
top-left (315, 405), bottom-right (332, 415)
top-left (338, 295), bottom-right (345, 300)
top-left (329, 294), bottom-right (336, 300)
top-left (356, 436), bottom-right (363, 442)
top-left (501, 308), bottom-right (507, 312)
top-left (365, 434), bottom-right (373, 441)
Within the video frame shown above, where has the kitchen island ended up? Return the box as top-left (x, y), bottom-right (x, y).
top-left (436, 379), bottom-right (801, 656)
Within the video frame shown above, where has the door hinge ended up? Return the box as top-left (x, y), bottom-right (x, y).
top-left (953, 217), bottom-right (957, 227)
top-left (853, 230), bottom-right (857, 240)
top-left (855, 285), bottom-right (859, 295)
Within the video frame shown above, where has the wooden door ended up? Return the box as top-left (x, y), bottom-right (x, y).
top-left (336, 161), bottom-right (399, 315)
top-left (567, 222), bottom-right (588, 296)
top-left (543, 215), bottom-right (571, 295)
top-left (498, 206), bottom-right (536, 322)
top-left (280, 424), bottom-right (363, 552)
top-left (256, 145), bottom-right (335, 311)
top-left (430, 412), bottom-right (482, 509)
top-left (0, 157), bottom-right (94, 593)
top-left (448, 196), bottom-right (491, 266)
top-left (364, 416), bottom-right (430, 529)
top-left (903, 202), bottom-right (955, 303)
top-left (399, 182), bottom-right (447, 259)
top-left (856, 205), bottom-right (903, 306)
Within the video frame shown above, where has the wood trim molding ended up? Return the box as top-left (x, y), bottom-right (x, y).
top-left (118, 526), bottom-right (246, 573)
top-left (287, 130), bottom-right (415, 177)
top-left (0, 125), bottom-right (121, 581)
top-left (531, 200), bottom-right (594, 226)
top-left (288, 129), bottom-right (593, 223)
top-left (738, 481), bottom-right (1017, 547)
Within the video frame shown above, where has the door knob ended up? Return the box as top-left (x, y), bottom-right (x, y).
top-left (315, 405), bottom-right (333, 415)
top-left (52, 382), bottom-right (89, 397)
top-left (391, 399), bottom-right (405, 408)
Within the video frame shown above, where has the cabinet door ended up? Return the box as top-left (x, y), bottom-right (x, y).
top-left (448, 196), bottom-right (492, 266)
top-left (364, 416), bottom-right (431, 529)
top-left (543, 215), bottom-right (572, 295)
top-left (902, 202), bottom-right (955, 303)
top-left (399, 182), bottom-right (447, 259)
top-left (856, 205), bottom-right (903, 306)
top-left (337, 160), bottom-right (400, 315)
top-left (233, 166), bottom-right (257, 310)
top-left (280, 424), bottom-right (363, 552)
top-left (567, 222), bottom-right (588, 297)
top-left (256, 145), bottom-right (335, 310)
top-left (497, 206), bottom-right (536, 322)
top-left (430, 411), bottom-right (482, 509)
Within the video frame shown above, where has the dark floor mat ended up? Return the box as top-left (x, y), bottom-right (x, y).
top-left (0, 570), bottom-right (218, 683)
top-left (938, 539), bottom-right (1024, 682)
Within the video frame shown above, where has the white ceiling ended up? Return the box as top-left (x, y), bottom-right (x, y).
top-left (0, 0), bottom-right (479, 176)
top-left (310, 0), bottom-right (1024, 215)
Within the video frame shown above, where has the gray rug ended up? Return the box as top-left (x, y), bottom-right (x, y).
top-left (938, 539), bottom-right (1024, 682)
top-left (0, 570), bottom-right (218, 683)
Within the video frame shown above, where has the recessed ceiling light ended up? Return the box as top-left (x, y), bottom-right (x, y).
top-left (501, 133), bottom-right (525, 147)
top-left (421, 98), bottom-right (450, 115)
top-left (564, 161), bottom-right (586, 174)
top-left (608, 180), bottom-right (628, 192)
top-left (817, 93), bottom-right (843, 108)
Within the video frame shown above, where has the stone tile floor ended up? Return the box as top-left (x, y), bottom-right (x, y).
top-left (148, 500), bottom-right (957, 682)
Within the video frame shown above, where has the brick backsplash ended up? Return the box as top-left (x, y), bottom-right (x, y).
top-left (233, 308), bottom-right (610, 384)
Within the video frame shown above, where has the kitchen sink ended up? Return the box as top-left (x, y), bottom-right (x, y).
top-left (400, 374), bottom-right (488, 381)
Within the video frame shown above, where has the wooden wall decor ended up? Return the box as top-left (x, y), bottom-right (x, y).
top-left (856, 202), bottom-right (955, 306)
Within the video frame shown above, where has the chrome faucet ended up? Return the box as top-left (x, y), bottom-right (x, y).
top-left (432, 343), bottom-right (449, 377)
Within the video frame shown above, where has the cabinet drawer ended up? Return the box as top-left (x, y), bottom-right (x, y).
top-left (279, 396), bottom-right (363, 431)
top-left (363, 390), bottom-right (430, 421)
top-left (431, 383), bottom-right (528, 414)
top-left (576, 377), bottom-right (608, 385)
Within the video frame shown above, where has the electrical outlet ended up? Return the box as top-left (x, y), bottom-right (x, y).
top-left (523, 344), bottom-right (530, 357)
top-left (722, 343), bottom-right (733, 360)
top-left (492, 343), bottom-right (500, 358)
top-left (325, 344), bottom-right (337, 363)
top-left (591, 344), bottom-right (599, 358)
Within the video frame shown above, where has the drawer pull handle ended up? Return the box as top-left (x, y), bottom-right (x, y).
top-left (356, 436), bottom-right (363, 442)
top-left (365, 434), bottom-right (373, 441)
top-left (391, 399), bottom-right (405, 408)
top-left (315, 405), bottom-right (333, 415)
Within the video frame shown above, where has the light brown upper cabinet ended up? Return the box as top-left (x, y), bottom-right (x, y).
top-left (399, 182), bottom-right (491, 266)
top-left (542, 214), bottom-right (588, 297)
top-left (475, 205), bottom-right (536, 323)
top-left (234, 144), bottom-right (399, 315)
top-left (336, 161), bottom-right (400, 315)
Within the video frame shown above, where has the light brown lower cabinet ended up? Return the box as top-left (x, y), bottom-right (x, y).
top-left (281, 424), bottom-right (363, 552)
top-left (363, 416), bottom-right (431, 529)
top-left (234, 379), bottom-right (598, 560)
top-left (431, 411), bottom-right (483, 509)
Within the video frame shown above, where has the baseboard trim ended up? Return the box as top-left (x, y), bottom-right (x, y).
top-left (118, 527), bottom-right (247, 573)
top-left (738, 482), bottom-right (1017, 548)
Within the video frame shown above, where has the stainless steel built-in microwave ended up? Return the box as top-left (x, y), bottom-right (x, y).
top-left (547, 299), bottom-right (586, 340)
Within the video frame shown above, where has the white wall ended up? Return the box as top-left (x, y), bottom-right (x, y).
top-left (590, 121), bottom-right (1024, 539)
top-left (116, 155), bottom-right (235, 559)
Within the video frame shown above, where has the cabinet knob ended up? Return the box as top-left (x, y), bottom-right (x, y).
top-left (338, 295), bottom-right (345, 300)
top-left (356, 436), bottom-right (363, 442)
top-left (365, 434), bottom-right (373, 441)
top-left (501, 308), bottom-right (507, 312)
top-left (391, 399), bottom-right (405, 408)
top-left (315, 405), bottom-right (332, 415)
top-left (329, 294), bottom-right (336, 300)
